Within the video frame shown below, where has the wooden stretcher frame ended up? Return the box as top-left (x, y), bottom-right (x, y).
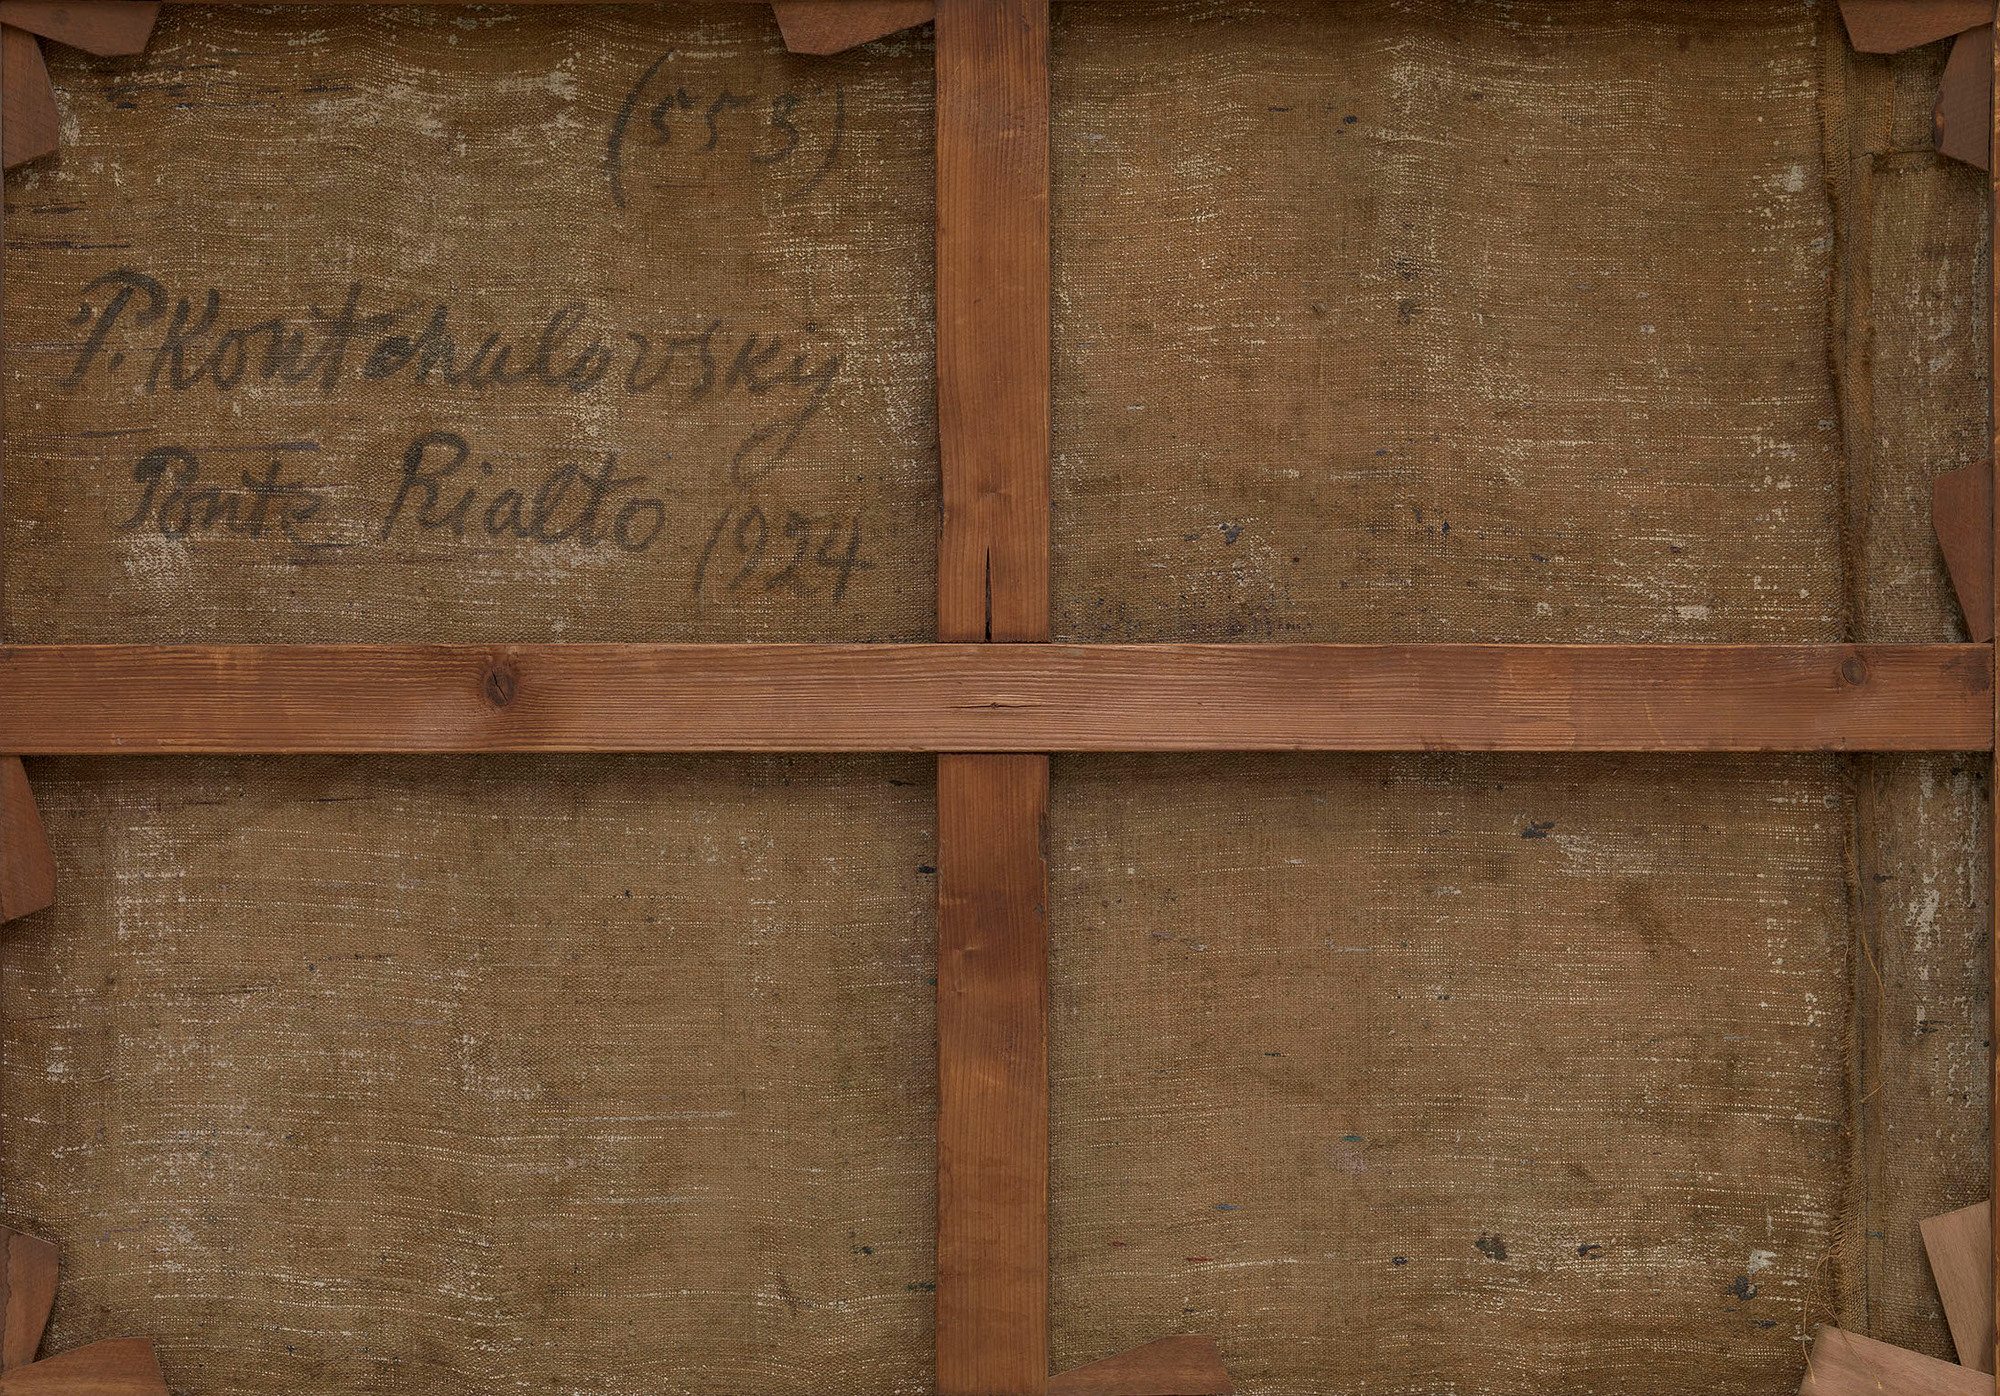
top-left (1, 1), bottom-right (1997, 1392)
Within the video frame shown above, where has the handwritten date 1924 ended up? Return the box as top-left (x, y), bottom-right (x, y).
top-left (694, 502), bottom-right (872, 603)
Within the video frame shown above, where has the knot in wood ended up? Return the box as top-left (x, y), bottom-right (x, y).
top-left (1839, 655), bottom-right (1868, 688)
top-left (481, 660), bottom-right (520, 709)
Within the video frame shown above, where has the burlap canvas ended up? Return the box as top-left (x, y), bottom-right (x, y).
top-left (0, 2), bottom-right (1992, 1394)
top-left (3, 4), bottom-right (937, 643)
top-left (6, 755), bottom-right (938, 1394)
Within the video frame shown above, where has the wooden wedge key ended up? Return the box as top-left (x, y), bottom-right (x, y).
top-left (0, 759), bottom-right (55, 922)
top-left (1921, 1199), bottom-right (1995, 1372)
top-left (0, 1228), bottom-right (58, 1370)
top-left (771, 0), bottom-right (933, 54)
top-left (1797, 1327), bottom-right (1988, 1396)
top-left (0, 3), bottom-right (159, 57)
top-left (1050, 1336), bottom-right (1234, 1396)
top-left (0, 1338), bottom-right (169, 1396)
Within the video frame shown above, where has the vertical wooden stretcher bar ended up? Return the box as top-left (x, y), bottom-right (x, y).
top-left (934, 0), bottom-right (1053, 1393)
top-left (1988, 3), bottom-right (1999, 1387)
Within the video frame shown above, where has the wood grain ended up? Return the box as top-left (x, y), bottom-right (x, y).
top-left (1937, 24), bottom-right (1993, 168)
top-left (0, 1338), bottom-right (166, 1396)
top-left (771, 0), bottom-right (932, 54)
top-left (0, 25), bottom-right (58, 170)
top-left (0, 644), bottom-right (1982, 754)
top-left (936, 0), bottom-right (1049, 643)
top-left (0, 2), bottom-right (157, 55)
top-left (1933, 460), bottom-right (1993, 639)
top-left (0, 1229), bottom-right (56, 1370)
top-left (1988, 10), bottom-right (2000, 1369)
top-left (934, 2), bottom-right (1052, 1386)
top-left (937, 752), bottom-right (1047, 1396)
top-left (0, 759), bottom-right (52, 922)
top-left (1838, 0), bottom-right (1993, 53)
top-left (1049, 1336), bottom-right (1233, 1396)
top-left (1920, 1199), bottom-right (1994, 1371)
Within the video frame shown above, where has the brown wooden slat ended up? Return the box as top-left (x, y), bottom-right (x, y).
top-left (0, 1229), bottom-right (56, 1370)
top-left (1797, 1327), bottom-right (1988, 1396)
top-left (937, 752), bottom-right (1047, 1396)
top-left (0, 2), bottom-right (157, 55)
top-left (1934, 460), bottom-right (1993, 639)
top-left (771, 0), bottom-right (932, 54)
top-left (0, 759), bottom-right (52, 922)
top-left (0, 644), bottom-right (1986, 754)
top-left (1988, 9), bottom-right (2000, 1365)
top-left (934, 0), bottom-right (1052, 1388)
top-left (1920, 1199), bottom-right (1994, 1372)
top-left (0, 1338), bottom-right (166, 1396)
top-left (0, 26), bottom-right (58, 170)
top-left (1049, 1336), bottom-right (1233, 1396)
top-left (1839, 0), bottom-right (1993, 53)
top-left (1984, 16), bottom-right (2000, 1371)
top-left (936, 0), bottom-right (1049, 645)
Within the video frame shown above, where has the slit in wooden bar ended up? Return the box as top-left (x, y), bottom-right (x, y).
top-left (1797, 1327), bottom-right (1988, 1396)
top-left (1838, 0), bottom-right (1993, 53)
top-left (936, 0), bottom-right (1049, 645)
top-left (1920, 1199), bottom-right (1994, 1372)
top-left (0, 2), bottom-right (158, 56)
top-left (0, 644), bottom-right (1985, 754)
top-left (0, 23), bottom-right (59, 169)
top-left (0, 759), bottom-right (54, 923)
top-left (1048, 1336), bottom-right (1233, 1396)
top-left (938, 752), bottom-right (1048, 1396)
top-left (771, 0), bottom-right (932, 54)
top-left (0, 1337), bottom-right (167, 1396)
top-left (0, 1228), bottom-right (57, 1370)
top-left (1934, 459), bottom-right (1993, 640)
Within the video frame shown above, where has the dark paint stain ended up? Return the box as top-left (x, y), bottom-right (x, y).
top-left (1521, 820), bottom-right (1554, 839)
top-left (1474, 1233), bottom-right (1508, 1261)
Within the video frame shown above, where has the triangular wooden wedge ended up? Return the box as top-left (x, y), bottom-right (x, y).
top-left (0, 1229), bottom-right (58, 1370)
top-left (1921, 1199), bottom-right (1995, 1372)
top-left (0, 1338), bottom-right (167, 1396)
top-left (1839, 0), bottom-right (1993, 53)
top-left (771, 0), bottom-right (933, 55)
top-left (0, 759), bottom-right (55, 923)
top-left (1932, 460), bottom-right (1993, 642)
top-left (1, 24), bottom-right (59, 169)
top-left (1934, 24), bottom-right (1993, 169)
top-left (0, 3), bottom-right (158, 57)
top-left (1799, 1327), bottom-right (1988, 1396)
top-left (1050, 1335), bottom-right (1233, 1396)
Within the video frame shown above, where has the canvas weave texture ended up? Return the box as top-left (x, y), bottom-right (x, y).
top-left (0, 3), bottom-right (1991, 1393)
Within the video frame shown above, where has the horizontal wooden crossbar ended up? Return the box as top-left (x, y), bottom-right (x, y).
top-left (0, 642), bottom-right (1984, 754)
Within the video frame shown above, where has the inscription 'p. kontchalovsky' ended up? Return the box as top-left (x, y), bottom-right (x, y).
top-left (43, 270), bottom-right (876, 602)
top-left (56, 269), bottom-right (843, 485)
